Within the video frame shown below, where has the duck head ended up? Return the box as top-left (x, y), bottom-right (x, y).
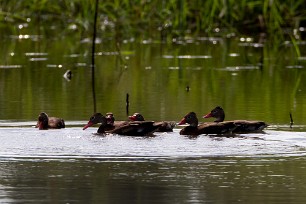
top-left (105, 112), bottom-right (115, 125)
top-left (37, 112), bottom-right (49, 130)
top-left (203, 106), bottom-right (225, 122)
top-left (83, 113), bottom-right (107, 130)
top-left (178, 112), bottom-right (198, 127)
top-left (129, 113), bottom-right (145, 121)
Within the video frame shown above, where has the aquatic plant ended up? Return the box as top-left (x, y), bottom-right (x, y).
top-left (0, 0), bottom-right (305, 40)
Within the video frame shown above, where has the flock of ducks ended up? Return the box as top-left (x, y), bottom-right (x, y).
top-left (36, 106), bottom-right (268, 136)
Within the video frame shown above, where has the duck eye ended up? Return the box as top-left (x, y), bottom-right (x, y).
top-left (90, 116), bottom-right (95, 120)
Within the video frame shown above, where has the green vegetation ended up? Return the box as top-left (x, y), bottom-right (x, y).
top-left (1, 1), bottom-right (306, 123)
top-left (1, 0), bottom-right (306, 40)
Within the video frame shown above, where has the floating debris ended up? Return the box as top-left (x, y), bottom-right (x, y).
top-left (197, 37), bottom-right (223, 43)
top-left (75, 63), bottom-right (87, 67)
top-left (286, 65), bottom-right (304, 69)
top-left (238, 42), bottom-right (264, 47)
top-left (228, 53), bottom-right (240, 57)
top-left (10, 35), bottom-right (42, 41)
top-left (0, 65), bottom-right (22, 69)
top-left (177, 55), bottom-right (212, 59)
top-left (63, 70), bottom-right (72, 81)
top-left (29, 58), bottom-right (48, 61)
top-left (220, 66), bottom-right (261, 71)
top-left (239, 37), bottom-right (253, 42)
top-left (80, 37), bottom-right (101, 44)
top-left (95, 51), bottom-right (119, 56)
top-left (47, 64), bottom-right (63, 68)
top-left (168, 67), bottom-right (180, 70)
top-left (65, 54), bottom-right (81, 58)
top-left (25, 52), bottom-right (48, 56)
top-left (163, 55), bottom-right (212, 59)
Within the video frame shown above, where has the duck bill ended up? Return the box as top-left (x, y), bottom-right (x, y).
top-left (106, 117), bottom-right (113, 125)
top-left (203, 112), bottom-right (212, 118)
top-left (178, 118), bottom-right (186, 125)
top-left (83, 121), bottom-right (94, 130)
top-left (37, 121), bottom-right (44, 130)
top-left (128, 115), bottom-right (136, 121)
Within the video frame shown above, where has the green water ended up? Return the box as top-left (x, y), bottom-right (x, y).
top-left (1, 11), bottom-right (306, 204)
top-left (1, 31), bottom-right (306, 125)
top-left (1, 156), bottom-right (306, 203)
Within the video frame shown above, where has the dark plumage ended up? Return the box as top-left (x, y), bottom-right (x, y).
top-left (203, 106), bottom-right (268, 133)
top-left (83, 113), bottom-right (161, 136)
top-left (128, 113), bottom-right (175, 132)
top-left (178, 112), bottom-right (237, 135)
top-left (36, 112), bottom-right (65, 130)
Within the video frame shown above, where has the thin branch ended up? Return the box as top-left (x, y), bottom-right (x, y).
top-left (289, 112), bottom-right (294, 129)
top-left (91, 0), bottom-right (99, 113)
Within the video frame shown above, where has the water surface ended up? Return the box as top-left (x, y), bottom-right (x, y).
top-left (1, 12), bottom-right (306, 204)
top-left (1, 124), bottom-right (306, 203)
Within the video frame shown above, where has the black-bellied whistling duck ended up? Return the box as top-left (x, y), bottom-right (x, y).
top-left (128, 113), bottom-right (175, 132)
top-left (203, 106), bottom-right (268, 133)
top-left (178, 112), bottom-right (237, 135)
top-left (83, 112), bottom-right (128, 132)
top-left (105, 112), bottom-right (129, 131)
top-left (36, 112), bottom-right (65, 130)
top-left (82, 113), bottom-right (114, 133)
top-left (83, 113), bottom-right (161, 136)
top-left (83, 113), bottom-right (108, 133)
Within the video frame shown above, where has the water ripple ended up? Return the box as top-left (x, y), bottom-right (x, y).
top-left (0, 125), bottom-right (305, 161)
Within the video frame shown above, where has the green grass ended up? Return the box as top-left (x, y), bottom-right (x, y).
top-left (1, 0), bottom-right (306, 40)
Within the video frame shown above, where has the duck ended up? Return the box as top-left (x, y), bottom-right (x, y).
top-left (83, 113), bottom-right (108, 133)
top-left (83, 113), bottom-right (161, 136)
top-left (203, 106), bottom-right (268, 133)
top-left (128, 113), bottom-right (175, 132)
top-left (178, 112), bottom-right (237, 135)
top-left (105, 112), bottom-right (129, 131)
top-left (82, 113), bottom-right (119, 132)
top-left (36, 112), bottom-right (65, 130)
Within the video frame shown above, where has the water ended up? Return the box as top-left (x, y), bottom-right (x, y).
top-left (0, 124), bottom-right (305, 158)
top-left (2, 157), bottom-right (306, 204)
top-left (1, 122), bottom-right (306, 203)
top-left (1, 12), bottom-right (306, 203)
top-left (1, 35), bottom-right (306, 124)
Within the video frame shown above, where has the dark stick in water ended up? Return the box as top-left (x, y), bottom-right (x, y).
top-left (289, 112), bottom-right (294, 128)
top-left (126, 93), bottom-right (129, 116)
top-left (91, 0), bottom-right (99, 113)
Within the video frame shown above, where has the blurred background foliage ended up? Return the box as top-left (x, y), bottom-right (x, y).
top-left (1, 0), bottom-right (306, 123)
top-left (1, 0), bottom-right (306, 41)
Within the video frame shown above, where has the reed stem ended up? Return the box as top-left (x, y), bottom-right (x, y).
top-left (91, 0), bottom-right (99, 113)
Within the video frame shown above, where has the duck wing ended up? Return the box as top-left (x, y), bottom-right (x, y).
top-left (233, 120), bottom-right (268, 133)
top-left (48, 117), bottom-right (65, 129)
top-left (110, 121), bottom-right (159, 136)
top-left (154, 121), bottom-right (176, 132)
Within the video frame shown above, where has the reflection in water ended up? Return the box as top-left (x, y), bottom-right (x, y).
top-left (1, 13), bottom-right (306, 204)
top-left (1, 31), bottom-right (306, 125)
top-left (0, 124), bottom-right (306, 203)
top-left (0, 157), bottom-right (306, 203)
